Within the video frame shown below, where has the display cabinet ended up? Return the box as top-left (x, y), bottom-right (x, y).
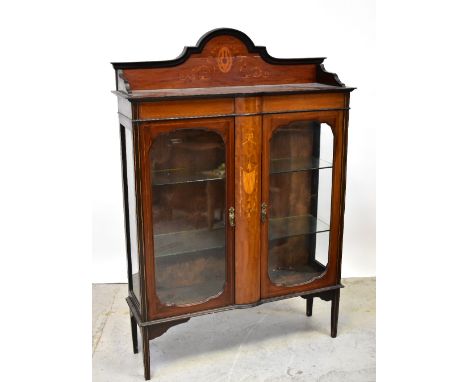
top-left (112, 28), bottom-right (354, 380)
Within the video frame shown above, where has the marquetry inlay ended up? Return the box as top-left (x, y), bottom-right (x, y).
top-left (240, 128), bottom-right (258, 217)
top-left (217, 46), bottom-right (233, 73)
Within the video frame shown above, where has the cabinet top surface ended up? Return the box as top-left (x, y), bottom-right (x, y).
top-left (112, 28), bottom-right (354, 100)
top-left (112, 82), bottom-right (352, 101)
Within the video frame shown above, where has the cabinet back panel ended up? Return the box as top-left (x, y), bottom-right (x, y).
top-left (120, 36), bottom-right (316, 91)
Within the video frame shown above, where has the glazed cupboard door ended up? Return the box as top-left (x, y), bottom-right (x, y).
top-left (260, 111), bottom-right (346, 298)
top-left (141, 118), bottom-right (235, 320)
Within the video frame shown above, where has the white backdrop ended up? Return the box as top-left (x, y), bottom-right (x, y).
top-left (92, 0), bottom-right (376, 282)
top-left (5, 2), bottom-right (468, 380)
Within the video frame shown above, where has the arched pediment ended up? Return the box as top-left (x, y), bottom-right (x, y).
top-left (112, 28), bottom-right (345, 93)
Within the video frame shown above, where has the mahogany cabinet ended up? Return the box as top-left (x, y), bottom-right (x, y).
top-left (112, 28), bottom-right (354, 380)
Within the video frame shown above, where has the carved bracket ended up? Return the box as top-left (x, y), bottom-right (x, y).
top-left (148, 318), bottom-right (190, 341)
top-left (301, 289), bottom-right (338, 302)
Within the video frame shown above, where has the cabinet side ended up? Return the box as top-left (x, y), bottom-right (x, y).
top-left (119, 115), bottom-right (142, 311)
top-left (335, 94), bottom-right (351, 283)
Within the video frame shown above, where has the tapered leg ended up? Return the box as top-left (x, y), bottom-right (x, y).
top-left (331, 289), bottom-right (340, 338)
top-left (141, 327), bottom-right (150, 380)
top-left (306, 297), bottom-right (313, 317)
top-left (130, 313), bottom-right (138, 354)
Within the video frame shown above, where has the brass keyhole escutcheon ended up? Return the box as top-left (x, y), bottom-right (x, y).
top-left (229, 207), bottom-right (235, 227)
top-left (261, 202), bottom-right (268, 222)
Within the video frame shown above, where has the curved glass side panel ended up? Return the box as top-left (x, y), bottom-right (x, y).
top-left (124, 126), bottom-right (140, 302)
top-left (268, 121), bottom-right (334, 287)
top-left (150, 129), bottom-right (227, 306)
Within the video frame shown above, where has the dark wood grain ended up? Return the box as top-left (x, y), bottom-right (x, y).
top-left (147, 318), bottom-right (190, 341)
top-left (262, 93), bottom-right (345, 112)
top-left (140, 118), bottom-right (235, 320)
top-left (260, 110), bottom-right (346, 299)
top-left (112, 28), bottom-right (349, 93)
top-left (306, 298), bottom-right (313, 317)
top-left (113, 82), bottom-right (352, 101)
top-left (114, 28), bottom-right (353, 380)
top-left (234, 97), bottom-right (262, 304)
top-left (112, 28), bottom-right (326, 70)
top-left (126, 286), bottom-right (343, 327)
top-left (117, 36), bottom-right (316, 91)
top-left (138, 98), bottom-right (234, 120)
top-left (140, 326), bottom-right (150, 380)
top-left (130, 312), bottom-right (138, 353)
top-left (331, 289), bottom-right (340, 338)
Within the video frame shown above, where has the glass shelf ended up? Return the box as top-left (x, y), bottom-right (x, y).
top-left (153, 166), bottom-right (226, 186)
top-left (267, 121), bottom-right (334, 288)
top-left (270, 156), bottom-right (332, 174)
top-left (269, 214), bottom-right (329, 241)
top-left (154, 225), bottom-right (225, 258)
top-left (150, 128), bottom-right (228, 306)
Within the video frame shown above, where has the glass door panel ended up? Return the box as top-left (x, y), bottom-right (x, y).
top-left (150, 129), bottom-right (227, 306)
top-left (268, 121), bottom-right (334, 287)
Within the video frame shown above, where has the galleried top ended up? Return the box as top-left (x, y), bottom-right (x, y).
top-left (112, 28), bottom-right (354, 99)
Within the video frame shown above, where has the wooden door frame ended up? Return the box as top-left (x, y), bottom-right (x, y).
top-left (260, 110), bottom-right (347, 298)
top-left (139, 117), bottom-right (235, 320)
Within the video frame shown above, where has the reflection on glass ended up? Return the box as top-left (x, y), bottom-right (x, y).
top-left (268, 121), bottom-right (333, 286)
top-left (124, 125), bottom-right (140, 302)
top-left (150, 129), bottom-right (226, 306)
